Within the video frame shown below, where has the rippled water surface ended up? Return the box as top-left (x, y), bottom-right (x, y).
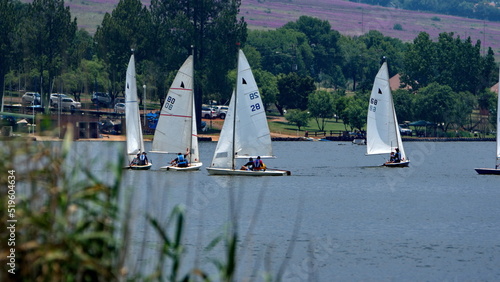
top-left (69, 140), bottom-right (500, 281)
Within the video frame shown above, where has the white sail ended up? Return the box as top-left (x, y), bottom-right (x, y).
top-left (210, 90), bottom-right (236, 168)
top-left (190, 97), bottom-right (200, 163)
top-left (210, 50), bottom-right (273, 169)
top-left (496, 70), bottom-right (500, 160)
top-left (125, 54), bottom-right (145, 163)
top-left (151, 55), bottom-right (197, 162)
top-left (366, 61), bottom-right (407, 161)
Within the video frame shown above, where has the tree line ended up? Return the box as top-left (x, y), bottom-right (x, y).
top-left (0, 0), bottom-right (497, 133)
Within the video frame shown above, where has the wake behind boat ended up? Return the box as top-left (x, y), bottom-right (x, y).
top-left (125, 53), bottom-right (152, 170)
top-left (475, 68), bottom-right (500, 175)
top-left (366, 57), bottom-right (409, 167)
top-left (206, 49), bottom-right (290, 176)
top-left (150, 54), bottom-right (202, 171)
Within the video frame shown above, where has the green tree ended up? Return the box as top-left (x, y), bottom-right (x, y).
top-left (149, 0), bottom-right (247, 126)
top-left (308, 90), bottom-right (335, 131)
top-left (0, 0), bottom-right (21, 105)
top-left (94, 0), bottom-right (152, 98)
top-left (450, 91), bottom-right (476, 131)
top-left (282, 16), bottom-right (345, 86)
top-left (276, 72), bottom-right (316, 114)
top-left (345, 96), bottom-right (367, 131)
top-left (253, 69), bottom-right (278, 108)
top-left (392, 89), bottom-right (415, 122)
top-left (415, 82), bottom-right (456, 131)
top-left (285, 109), bottom-right (310, 131)
top-left (401, 32), bottom-right (436, 91)
top-left (246, 28), bottom-right (313, 76)
top-left (22, 0), bottom-right (77, 112)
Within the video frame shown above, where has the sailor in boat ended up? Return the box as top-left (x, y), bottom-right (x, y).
top-left (138, 152), bottom-right (149, 165)
top-left (240, 157), bottom-right (254, 171)
top-left (171, 152), bottom-right (188, 167)
top-left (130, 153), bottom-right (140, 166)
top-left (253, 156), bottom-right (267, 171)
top-left (387, 148), bottom-right (401, 163)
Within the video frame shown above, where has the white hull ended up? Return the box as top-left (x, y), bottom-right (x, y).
top-left (207, 167), bottom-right (290, 176)
top-left (161, 162), bottom-right (203, 171)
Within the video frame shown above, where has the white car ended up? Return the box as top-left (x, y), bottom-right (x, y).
top-left (50, 93), bottom-right (69, 106)
top-left (201, 106), bottom-right (217, 119)
top-left (21, 92), bottom-right (41, 105)
top-left (53, 97), bottom-right (81, 110)
top-left (213, 105), bottom-right (229, 119)
top-left (114, 103), bottom-right (125, 113)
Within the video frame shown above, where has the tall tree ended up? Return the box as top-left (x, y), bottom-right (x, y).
top-left (0, 0), bottom-right (20, 109)
top-left (276, 72), bottom-right (316, 114)
top-left (308, 90), bottom-right (335, 131)
top-left (23, 0), bottom-right (77, 112)
top-left (401, 32), bottom-right (436, 91)
top-left (149, 0), bottom-right (247, 126)
top-left (94, 0), bottom-right (152, 98)
top-left (282, 16), bottom-right (345, 87)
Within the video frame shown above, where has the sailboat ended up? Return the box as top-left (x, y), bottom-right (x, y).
top-left (475, 70), bottom-right (500, 175)
top-left (206, 49), bottom-right (290, 176)
top-left (151, 55), bottom-right (202, 171)
top-left (366, 58), bottom-right (410, 167)
top-left (125, 53), bottom-right (152, 170)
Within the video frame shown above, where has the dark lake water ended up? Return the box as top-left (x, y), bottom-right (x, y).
top-left (63, 140), bottom-right (500, 280)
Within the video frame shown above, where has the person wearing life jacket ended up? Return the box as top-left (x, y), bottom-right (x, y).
top-left (253, 156), bottom-right (266, 171)
top-left (171, 152), bottom-right (188, 167)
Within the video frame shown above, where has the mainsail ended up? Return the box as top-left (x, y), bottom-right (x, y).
top-left (366, 61), bottom-right (407, 161)
top-left (210, 50), bottom-right (273, 169)
top-left (125, 54), bottom-right (145, 163)
top-left (151, 55), bottom-right (199, 162)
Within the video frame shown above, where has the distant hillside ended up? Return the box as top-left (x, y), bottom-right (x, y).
top-left (32, 0), bottom-right (500, 55)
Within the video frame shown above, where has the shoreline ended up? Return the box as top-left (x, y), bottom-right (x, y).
top-left (26, 135), bottom-right (496, 142)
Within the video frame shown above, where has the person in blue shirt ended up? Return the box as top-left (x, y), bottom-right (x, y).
top-left (171, 152), bottom-right (188, 167)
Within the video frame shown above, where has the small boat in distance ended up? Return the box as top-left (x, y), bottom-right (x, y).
top-left (475, 70), bottom-right (500, 175)
top-left (125, 53), bottom-right (152, 170)
top-left (366, 57), bottom-right (410, 167)
top-left (206, 49), bottom-right (290, 176)
top-left (150, 55), bottom-right (202, 171)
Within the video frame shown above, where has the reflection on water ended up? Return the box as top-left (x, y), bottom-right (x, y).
top-left (66, 141), bottom-right (500, 280)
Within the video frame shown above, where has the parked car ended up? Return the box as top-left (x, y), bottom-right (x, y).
top-left (53, 97), bottom-right (81, 110)
top-left (114, 97), bottom-right (125, 104)
top-left (22, 92), bottom-right (41, 105)
top-left (399, 124), bottom-right (412, 136)
top-left (50, 93), bottom-right (69, 106)
top-left (213, 105), bottom-right (229, 119)
top-left (91, 92), bottom-right (112, 107)
top-left (114, 102), bottom-right (125, 113)
top-left (201, 106), bottom-right (217, 119)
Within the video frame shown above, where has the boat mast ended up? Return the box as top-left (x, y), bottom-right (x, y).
top-left (189, 45), bottom-right (194, 164)
top-left (232, 45), bottom-right (240, 170)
